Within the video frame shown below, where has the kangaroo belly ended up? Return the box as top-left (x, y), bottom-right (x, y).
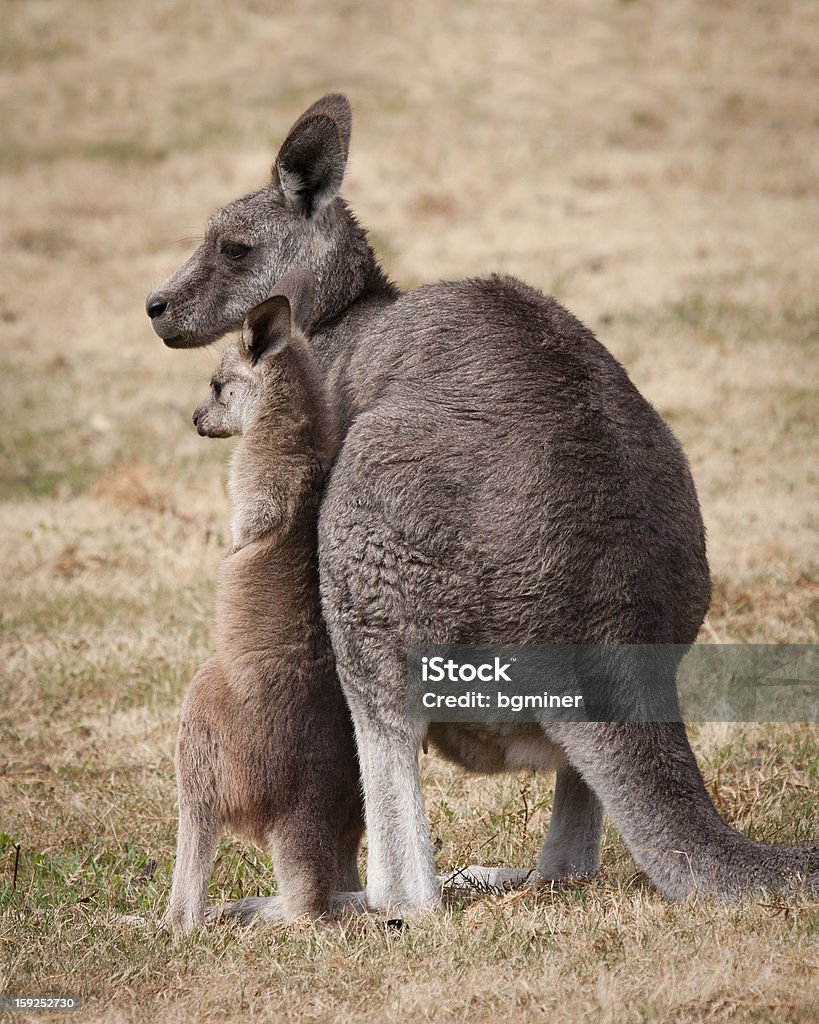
top-left (427, 723), bottom-right (564, 773)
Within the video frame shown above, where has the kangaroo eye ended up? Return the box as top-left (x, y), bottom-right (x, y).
top-left (211, 380), bottom-right (222, 397)
top-left (221, 242), bottom-right (251, 260)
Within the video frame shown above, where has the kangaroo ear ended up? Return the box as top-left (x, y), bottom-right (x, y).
top-left (270, 267), bottom-right (315, 333)
top-left (273, 94), bottom-right (352, 217)
top-left (284, 94), bottom-right (352, 163)
top-left (242, 295), bottom-right (292, 364)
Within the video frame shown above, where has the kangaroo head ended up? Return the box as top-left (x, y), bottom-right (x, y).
top-left (191, 268), bottom-right (315, 438)
top-left (147, 94), bottom-right (356, 348)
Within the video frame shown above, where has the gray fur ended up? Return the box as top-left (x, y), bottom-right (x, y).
top-left (150, 95), bottom-right (818, 918)
top-left (146, 95), bottom-right (395, 349)
top-left (538, 761), bottom-right (604, 880)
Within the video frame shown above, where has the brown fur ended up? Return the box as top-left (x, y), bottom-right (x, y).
top-left (165, 269), bottom-right (363, 933)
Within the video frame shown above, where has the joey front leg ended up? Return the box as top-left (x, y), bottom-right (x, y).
top-left (165, 678), bottom-right (223, 935)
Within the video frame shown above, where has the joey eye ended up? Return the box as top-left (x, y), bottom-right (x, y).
top-left (211, 380), bottom-right (222, 397)
top-left (221, 242), bottom-right (251, 260)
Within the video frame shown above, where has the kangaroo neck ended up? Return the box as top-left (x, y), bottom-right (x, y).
top-left (310, 274), bottom-right (400, 430)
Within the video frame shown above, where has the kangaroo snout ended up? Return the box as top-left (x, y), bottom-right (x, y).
top-left (146, 290), bottom-right (191, 348)
top-left (192, 403), bottom-right (210, 436)
top-left (146, 294), bottom-right (168, 319)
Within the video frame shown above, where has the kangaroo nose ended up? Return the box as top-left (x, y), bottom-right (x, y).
top-left (192, 410), bottom-right (199, 428)
top-left (146, 295), bottom-right (168, 319)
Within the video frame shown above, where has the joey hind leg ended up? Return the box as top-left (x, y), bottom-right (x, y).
top-left (535, 759), bottom-right (603, 881)
top-left (336, 820), bottom-right (363, 892)
top-left (268, 815), bottom-right (338, 921)
top-left (216, 821), bottom-right (336, 926)
top-left (215, 827), bottom-right (364, 927)
top-left (210, 817), bottom-right (364, 927)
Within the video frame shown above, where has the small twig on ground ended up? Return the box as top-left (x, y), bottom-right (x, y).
top-left (519, 783), bottom-right (530, 842)
top-left (12, 843), bottom-right (21, 892)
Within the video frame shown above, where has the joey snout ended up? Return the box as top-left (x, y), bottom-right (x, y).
top-left (192, 401), bottom-right (231, 438)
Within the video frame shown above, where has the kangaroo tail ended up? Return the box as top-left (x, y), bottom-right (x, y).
top-left (548, 720), bottom-right (817, 899)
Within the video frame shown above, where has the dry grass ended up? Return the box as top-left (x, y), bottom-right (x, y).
top-left (1, 1), bottom-right (817, 1021)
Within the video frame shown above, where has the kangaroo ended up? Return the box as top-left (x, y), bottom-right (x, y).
top-left (164, 267), bottom-right (363, 933)
top-left (149, 95), bottom-right (817, 919)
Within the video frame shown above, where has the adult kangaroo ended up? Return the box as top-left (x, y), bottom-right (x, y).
top-left (148, 94), bottom-right (817, 916)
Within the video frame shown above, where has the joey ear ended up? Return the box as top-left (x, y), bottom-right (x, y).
top-left (242, 295), bottom-right (292, 364)
top-left (269, 267), bottom-right (315, 333)
top-left (272, 94), bottom-right (352, 217)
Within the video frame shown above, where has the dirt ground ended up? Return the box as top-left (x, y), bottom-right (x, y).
top-left (1, 1), bottom-right (817, 1021)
